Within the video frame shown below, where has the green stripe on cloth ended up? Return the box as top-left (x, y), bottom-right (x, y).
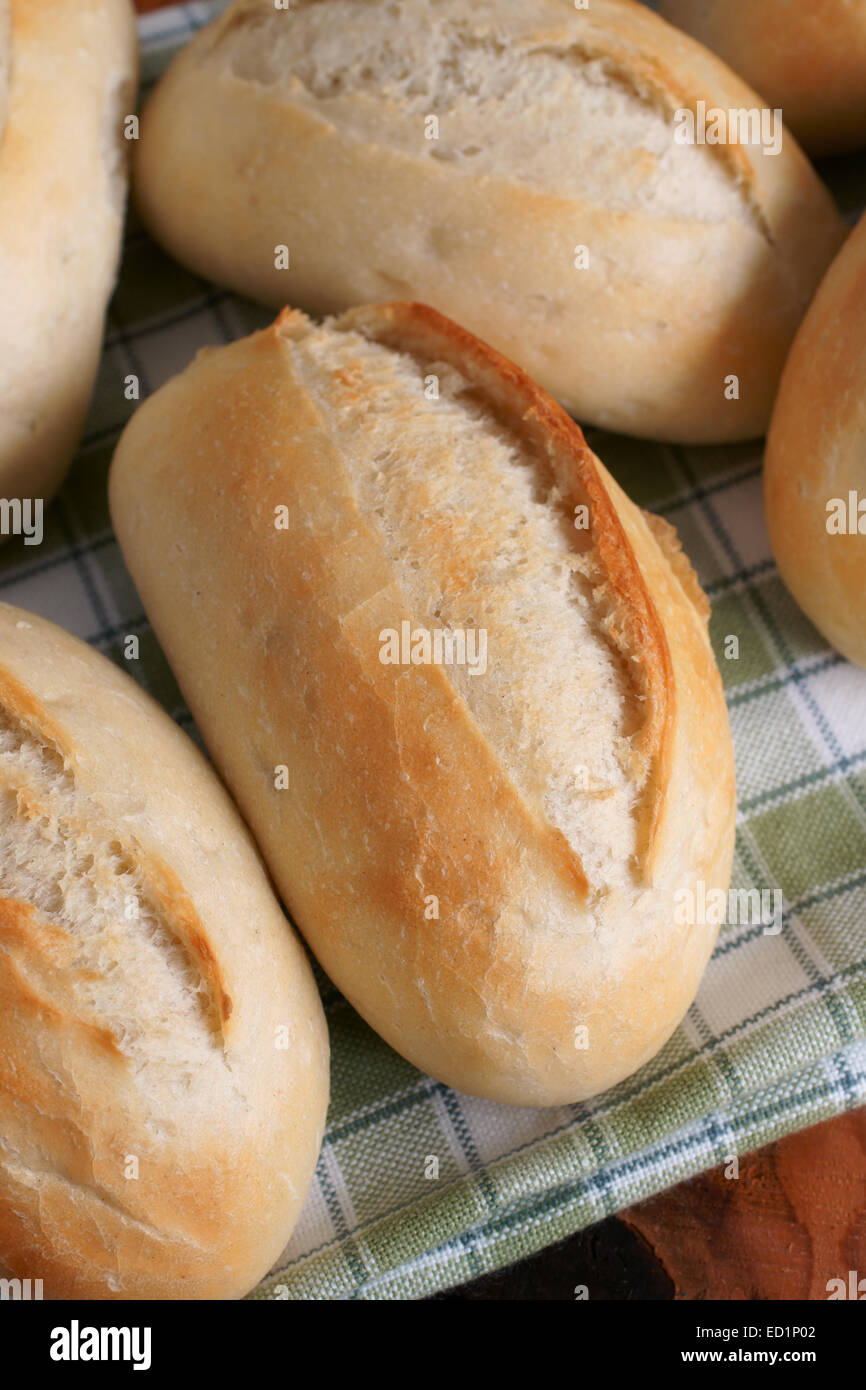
top-left (2, 0), bottom-right (864, 1300)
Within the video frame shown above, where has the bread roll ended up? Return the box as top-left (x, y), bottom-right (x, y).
top-left (659, 0), bottom-right (866, 157)
top-left (132, 0), bottom-right (845, 445)
top-left (765, 213), bottom-right (866, 669)
top-left (110, 302), bottom-right (736, 1107)
top-left (0, 1), bottom-right (137, 508)
top-left (0, 602), bottom-right (329, 1299)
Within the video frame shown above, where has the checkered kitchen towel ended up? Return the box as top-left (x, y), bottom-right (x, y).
top-left (3, 1), bottom-right (866, 1299)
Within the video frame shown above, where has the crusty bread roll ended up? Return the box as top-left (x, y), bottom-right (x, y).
top-left (659, 0), bottom-right (866, 157)
top-left (0, 602), bottom-right (329, 1299)
top-left (0, 1), bottom-right (137, 507)
top-left (765, 213), bottom-right (866, 669)
top-left (132, 0), bottom-right (845, 445)
top-left (110, 302), bottom-right (736, 1107)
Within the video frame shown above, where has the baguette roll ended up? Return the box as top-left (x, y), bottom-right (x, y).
top-left (0, 603), bottom-right (329, 1299)
top-left (110, 302), bottom-right (736, 1107)
top-left (0, 1), bottom-right (137, 507)
top-left (132, 0), bottom-right (845, 445)
top-left (765, 212), bottom-right (866, 669)
top-left (660, 0), bottom-right (866, 157)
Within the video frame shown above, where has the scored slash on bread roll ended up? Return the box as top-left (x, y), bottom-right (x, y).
top-left (765, 212), bottom-right (866, 670)
top-left (0, 604), bottom-right (329, 1299)
top-left (110, 301), bottom-right (736, 1107)
top-left (659, 0), bottom-right (866, 158)
top-left (0, 1), bottom-right (137, 509)
top-left (132, 0), bottom-right (845, 444)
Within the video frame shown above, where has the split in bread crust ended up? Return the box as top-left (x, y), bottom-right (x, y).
top-left (134, 0), bottom-right (846, 441)
top-left (110, 300), bottom-right (736, 1106)
top-left (0, 604), bottom-right (329, 1299)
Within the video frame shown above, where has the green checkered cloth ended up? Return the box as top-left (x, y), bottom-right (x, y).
top-left (3, 1), bottom-right (865, 1300)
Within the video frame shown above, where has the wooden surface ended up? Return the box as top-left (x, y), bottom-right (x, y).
top-left (438, 1111), bottom-right (866, 1300)
top-left (133, 0), bottom-right (866, 1301)
top-left (626, 1110), bottom-right (866, 1301)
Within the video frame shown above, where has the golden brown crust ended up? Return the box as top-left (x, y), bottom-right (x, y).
top-left (644, 511), bottom-right (712, 625)
top-left (134, 0), bottom-right (845, 443)
top-left (765, 212), bottom-right (866, 667)
top-left (0, 604), bottom-right (329, 1298)
top-left (0, 1), bottom-right (137, 503)
top-left (660, 0), bottom-right (866, 156)
top-left (107, 304), bottom-right (733, 1106)
top-left (110, 301), bottom-right (735, 1106)
top-left (0, 3), bottom-right (10, 150)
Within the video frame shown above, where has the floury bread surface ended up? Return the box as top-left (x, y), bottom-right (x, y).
top-left (0, 1), bottom-right (138, 505)
top-left (132, 0), bottom-right (846, 444)
top-left (110, 303), bottom-right (736, 1106)
top-left (0, 603), bottom-right (329, 1299)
